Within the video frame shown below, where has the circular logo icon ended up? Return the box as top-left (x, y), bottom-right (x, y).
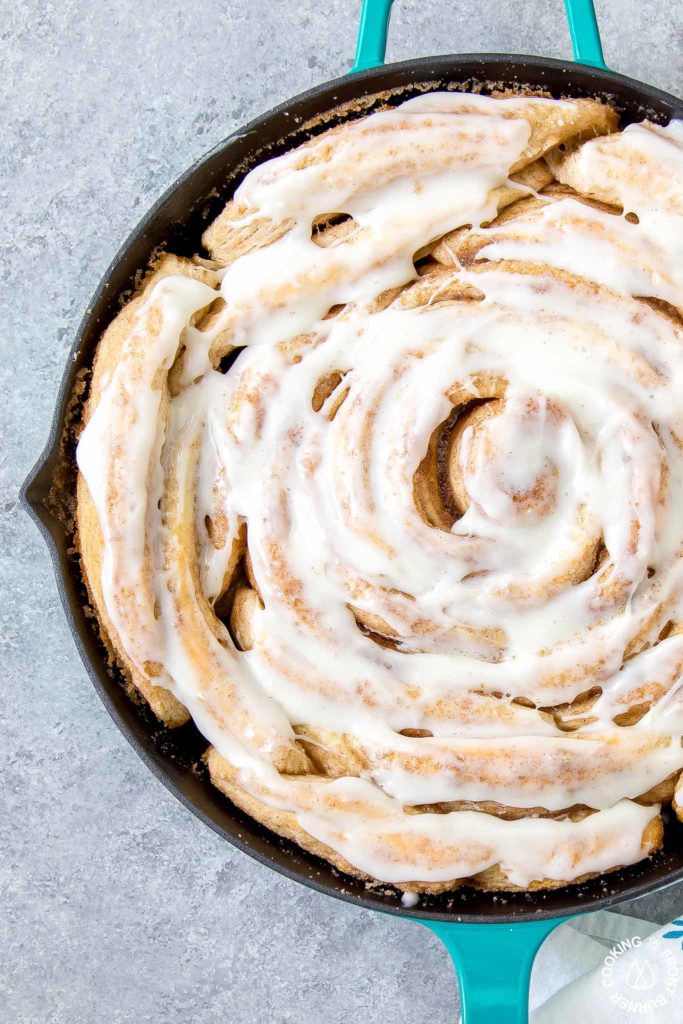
top-left (601, 936), bottom-right (679, 1015)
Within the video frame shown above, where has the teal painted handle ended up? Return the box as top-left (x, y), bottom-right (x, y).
top-left (423, 918), bottom-right (570, 1023)
top-left (352, 0), bottom-right (608, 72)
top-left (353, 0), bottom-right (393, 71)
top-left (563, 0), bottom-right (607, 68)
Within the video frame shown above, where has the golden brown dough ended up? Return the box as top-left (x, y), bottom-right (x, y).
top-left (76, 91), bottom-right (681, 896)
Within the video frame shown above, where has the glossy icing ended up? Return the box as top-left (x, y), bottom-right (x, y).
top-left (77, 93), bottom-right (683, 887)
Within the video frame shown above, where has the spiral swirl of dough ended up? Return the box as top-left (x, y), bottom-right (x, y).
top-left (76, 92), bottom-right (683, 893)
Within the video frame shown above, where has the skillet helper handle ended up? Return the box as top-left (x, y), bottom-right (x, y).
top-left (351, 0), bottom-right (607, 72)
top-left (423, 918), bottom-right (570, 1024)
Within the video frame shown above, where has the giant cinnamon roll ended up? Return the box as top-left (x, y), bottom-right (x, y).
top-left (75, 90), bottom-right (683, 894)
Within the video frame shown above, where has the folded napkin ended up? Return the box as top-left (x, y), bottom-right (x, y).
top-left (531, 909), bottom-right (683, 1023)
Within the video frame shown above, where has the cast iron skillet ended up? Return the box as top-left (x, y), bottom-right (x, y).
top-left (20, 0), bottom-right (683, 1019)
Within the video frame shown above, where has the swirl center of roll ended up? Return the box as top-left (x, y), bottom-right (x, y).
top-left (455, 395), bottom-right (560, 523)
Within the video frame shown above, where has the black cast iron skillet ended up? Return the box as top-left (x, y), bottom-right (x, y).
top-left (20, 1), bottom-right (683, 1019)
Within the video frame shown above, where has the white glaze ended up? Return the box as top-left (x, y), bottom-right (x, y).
top-left (77, 94), bottom-right (683, 887)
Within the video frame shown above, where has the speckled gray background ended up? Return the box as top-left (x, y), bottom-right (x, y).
top-left (3, 2), bottom-right (683, 1022)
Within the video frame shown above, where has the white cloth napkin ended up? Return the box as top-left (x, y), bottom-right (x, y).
top-left (530, 908), bottom-right (683, 1023)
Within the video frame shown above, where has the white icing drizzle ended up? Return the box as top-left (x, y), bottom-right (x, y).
top-left (76, 93), bottom-right (683, 888)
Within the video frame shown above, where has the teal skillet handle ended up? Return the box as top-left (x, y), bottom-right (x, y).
top-left (422, 918), bottom-right (572, 1024)
top-left (351, 0), bottom-right (608, 72)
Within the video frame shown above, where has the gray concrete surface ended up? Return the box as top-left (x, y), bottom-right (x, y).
top-left (2, 2), bottom-right (683, 1021)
